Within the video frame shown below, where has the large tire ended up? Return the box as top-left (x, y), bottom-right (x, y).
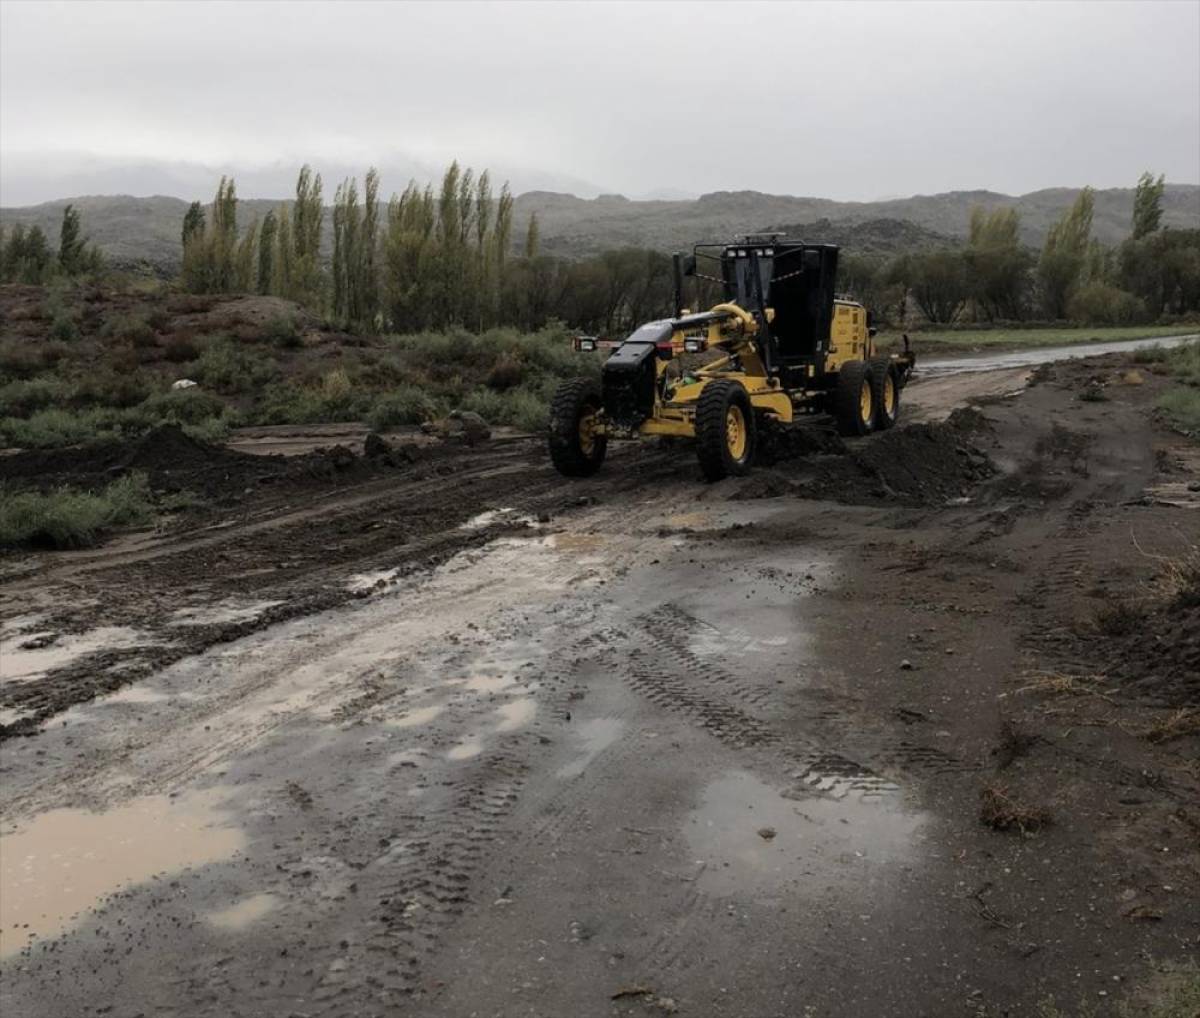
top-left (548, 378), bottom-right (607, 477)
top-left (869, 357), bottom-right (900, 430)
top-left (834, 360), bottom-right (876, 437)
top-left (695, 379), bottom-right (756, 482)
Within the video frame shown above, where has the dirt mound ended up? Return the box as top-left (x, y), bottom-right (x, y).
top-left (1099, 603), bottom-right (1200, 708)
top-left (1, 424), bottom-right (274, 496)
top-left (795, 408), bottom-right (995, 506)
top-left (728, 471), bottom-right (798, 500)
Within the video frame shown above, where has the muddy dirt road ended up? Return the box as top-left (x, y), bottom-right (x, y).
top-left (2, 351), bottom-right (1197, 1017)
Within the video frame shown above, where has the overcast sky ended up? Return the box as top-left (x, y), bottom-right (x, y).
top-left (1, 0), bottom-right (1197, 205)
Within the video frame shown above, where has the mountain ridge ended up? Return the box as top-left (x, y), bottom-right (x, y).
top-left (2, 184), bottom-right (1197, 268)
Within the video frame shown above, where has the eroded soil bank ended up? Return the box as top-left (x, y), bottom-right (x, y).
top-left (1, 352), bottom-right (1197, 1017)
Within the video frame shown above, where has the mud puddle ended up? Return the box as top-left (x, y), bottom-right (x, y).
top-left (557, 717), bottom-right (625, 779)
top-left (685, 770), bottom-right (925, 900)
top-left (0, 788), bottom-right (242, 958)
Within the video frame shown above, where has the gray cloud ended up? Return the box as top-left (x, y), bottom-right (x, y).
top-left (1, 0), bottom-right (1197, 205)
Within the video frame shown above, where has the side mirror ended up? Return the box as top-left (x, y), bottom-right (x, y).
top-left (681, 254), bottom-right (697, 277)
top-left (869, 327), bottom-right (878, 338)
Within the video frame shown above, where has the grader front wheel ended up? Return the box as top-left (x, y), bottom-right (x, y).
top-left (696, 379), bottom-right (756, 482)
top-left (548, 378), bottom-right (607, 477)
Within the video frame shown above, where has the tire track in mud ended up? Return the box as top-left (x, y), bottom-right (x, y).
top-left (628, 603), bottom-right (975, 799)
top-left (303, 613), bottom-right (619, 1012)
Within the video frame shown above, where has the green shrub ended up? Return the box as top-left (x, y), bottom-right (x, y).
top-left (254, 379), bottom-right (371, 425)
top-left (486, 352), bottom-right (525, 391)
top-left (459, 386), bottom-right (549, 432)
top-left (163, 334), bottom-right (200, 363)
top-left (366, 386), bottom-right (445, 430)
top-left (1132, 344), bottom-right (1170, 364)
top-left (100, 312), bottom-right (157, 348)
top-left (1156, 388), bottom-right (1200, 432)
top-left (73, 370), bottom-right (152, 409)
top-left (264, 314), bottom-right (302, 349)
top-left (0, 387), bottom-right (232, 450)
top-left (1163, 339), bottom-right (1200, 385)
top-left (0, 378), bottom-right (71, 417)
top-left (188, 337), bottom-right (276, 393)
top-left (1067, 283), bottom-right (1146, 326)
top-left (47, 310), bottom-right (80, 343)
top-left (0, 472), bottom-right (155, 549)
top-left (141, 387), bottom-right (230, 425)
top-left (0, 408), bottom-right (112, 448)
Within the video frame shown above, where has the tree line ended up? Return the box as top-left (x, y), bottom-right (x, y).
top-left (842, 173), bottom-right (1200, 327)
top-left (179, 162), bottom-right (684, 335)
top-left (0, 205), bottom-right (103, 284)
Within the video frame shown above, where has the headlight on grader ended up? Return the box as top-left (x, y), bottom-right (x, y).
top-left (683, 338), bottom-right (705, 354)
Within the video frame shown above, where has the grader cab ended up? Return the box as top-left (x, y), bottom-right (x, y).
top-left (548, 237), bottom-right (914, 481)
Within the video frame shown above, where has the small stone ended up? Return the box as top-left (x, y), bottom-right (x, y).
top-left (900, 659), bottom-right (914, 671)
top-left (757, 827), bottom-right (777, 840)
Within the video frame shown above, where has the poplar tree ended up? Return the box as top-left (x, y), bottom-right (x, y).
top-left (524, 212), bottom-right (540, 259)
top-left (292, 165), bottom-right (324, 306)
top-left (1038, 187), bottom-right (1094, 318)
top-left (272, 204), bottom-right (295, 297)
top-left (1132, 171), bottom-right (1165, 239)
top-left (182, 201), bottom-right (205, 247)
top-left (474, 170), bottom-right (493, 328)
top-left (965, 207), bottom-right (1028, 320)
top-left (58, 204), bottom-right (85, 273)
top-left (257, 211), bottom-right (277, 294)
top-left (234, 219), bottom-right (258, 292)
top-left (494, 183), bottom-right (514, 270)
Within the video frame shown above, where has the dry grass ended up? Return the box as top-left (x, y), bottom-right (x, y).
top-left (980, 782), bottom-right (1053, 833)
top-left (1137, 708), bottom-right (1200, 744)
top-left (1014, 671), bottom-right (1115, 702)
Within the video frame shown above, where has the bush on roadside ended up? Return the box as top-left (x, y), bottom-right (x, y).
top-left (73, 369), bottom-right (153, 409)
top-left (0, 378), bottom-right (72, 418)
top-left (1067, 283), bottom-right (1146, 326)
top-left (163, 334), bottom-right (201, 363)
top-left (1156, 388), bottom-right (1200, 432)
top-left (365, 386), bottom-right (445, 430)
top-left (0, 472), bottom-right (155, 549)
top-left (47, 310), bottom-right (81, 343)
top-left (188, 336), bottom-right (276, 393)
top-left (100, 312), bottom-right (157, 349)
top-left (0, 386), bottom-right (234, 450)
top-left (264, 314), bottom-right (303, 349)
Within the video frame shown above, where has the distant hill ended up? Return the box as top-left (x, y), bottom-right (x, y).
top-left (2, 185), bottom-right (1197, 269)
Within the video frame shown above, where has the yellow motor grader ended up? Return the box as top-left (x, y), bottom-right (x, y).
top-left (548, 237), bottom-right (915, 481)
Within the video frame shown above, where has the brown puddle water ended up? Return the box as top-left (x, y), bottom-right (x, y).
top-left (0, 789), bottom-right (242, 958)
top-left (685, 770), bottom-right (925, 899)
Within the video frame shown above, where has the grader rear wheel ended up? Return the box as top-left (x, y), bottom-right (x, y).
top-left (834, 360), bottom-right (876, 437)
top-left (695, 379), bottom-right (756, 482)
top-left (869, 357), bottom-right (900, 430)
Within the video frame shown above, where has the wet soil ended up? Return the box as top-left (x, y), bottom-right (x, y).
top-left (1, 351), bottom-right (1197, 1017)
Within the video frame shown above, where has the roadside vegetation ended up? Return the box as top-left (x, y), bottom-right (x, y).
top-left (0, 472), bottom-right (155, 549)
top-left (1, 166), bottom-right (1197, 453)
top-left (170, 163), bottom-right (1199, 336)
top-left (1132, 339), bottom-right (1200, 432)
